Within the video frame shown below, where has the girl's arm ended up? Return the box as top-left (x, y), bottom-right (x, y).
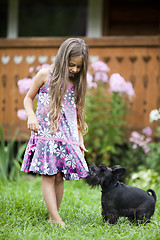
top-left (24, 68), bottom-right (49, 133)
top-left (78, 130), bottom-right (88, 154)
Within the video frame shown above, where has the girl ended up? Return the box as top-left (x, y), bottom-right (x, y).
top-left (21, 38), bottom-right (89, 228)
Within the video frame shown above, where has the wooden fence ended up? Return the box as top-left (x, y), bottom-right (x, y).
top-left (0, 36), bottom-right (160, 140)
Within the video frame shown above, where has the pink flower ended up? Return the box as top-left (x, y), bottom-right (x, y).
top-left (109, 73), bottom-right (126, 93)
top-left (17, 78), bottom-right (33, 94)
top-left (129, 130), bottom-right (151, 153)
top-left (109, 73), bottom-right (135, 98)
top-left (17, 109), bottom-right (27, 120)
top-left (36, 65), bottom-right (41, 71)
top-left (87, 72), bottom-right (97, 88)
top-left (132, 144), bottom-right (138, 149)
top-left (129, 131), bottom-right (144, 146)
top-left (125, 82), bottom-right (135, 97)
top-left (94, 71), bottom-right (109, 83)
top-left (144, 145), bottom-right (150, 154)
top-left (36, 64), bottom-right (50, 72)
top-left (29, 67), bottom-right (34, 73)
top-left (87, 72), bottom-right (93, 83)
top-left (130, 131), bottom-right (141, 139)
top-left (142, 126), bottom-right (152, 137)
top-left (146, 137), bottom-right (152, 143)
top-left (40, 63), bottom-right (50, 69)
top-left (91, 60), bottom-right (110, 73)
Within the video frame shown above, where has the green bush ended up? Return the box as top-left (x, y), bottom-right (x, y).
top-left (128, 169), bottom-right (160, 189)
top-left (145, 127), bottom-right (160, 174)
top-left (85, 83), bottom-right (128, 165)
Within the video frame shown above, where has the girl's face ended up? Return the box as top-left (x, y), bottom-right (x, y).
top-left (68, 56), bottom-right (83, 79)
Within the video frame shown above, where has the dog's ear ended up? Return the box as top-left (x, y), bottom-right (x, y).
top-left (111, 165), bottom-right (122, 171)
top-left (112, 166), bottom-right (126, 180)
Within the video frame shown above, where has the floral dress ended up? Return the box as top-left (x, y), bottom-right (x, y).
top-left (21, 70), bottom-right (88, 180)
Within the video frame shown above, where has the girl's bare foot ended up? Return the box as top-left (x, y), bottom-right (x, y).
top-left (48, 218), bottom-right (66, 228)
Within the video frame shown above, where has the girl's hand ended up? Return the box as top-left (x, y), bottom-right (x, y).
top-left (27, 114), bottom-right (39, 133)
top-left (78, 130), bottom-right (88, 155)
top-left (79, 143), bottom-right (88, 153)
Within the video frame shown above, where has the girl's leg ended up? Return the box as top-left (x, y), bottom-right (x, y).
top-left (42, 174), bottom-right (65, 227)
top-left (55, 172), bottom-right (64, 210)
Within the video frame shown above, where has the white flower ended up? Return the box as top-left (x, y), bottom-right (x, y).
top-left (35, 166), bottom-right (39, 171)
top-left (43, 161), bottom-right (49, 171)
top-left (43, 161), bottom-right (50, 174)
top-left (66, 154), bottom-right (73, 161)
top-left (66, 160), bottom-right (72, 167)
top-left (44, 116), bottom-right (51, 126)
top-left (56, 132), bottom-right (63, 139)
top-left (40, 93), bottom-right (50, 105)
top-left (49, 141), bottom-right (57, 154)
top-left (66, 154), bottom-right (76, 168)
top-left (70, 124), bottom-right (78, 139)
top-left (149, 109), bottom-right (160, 122)
top-left (31, 158), bottom-right (40, 171)
top-left (56, 146), bottom-right (66, 158)
top-left (70, 96), bottom-right (76, 108)
top-left (39, 127), bottom-right (51, 137)
top-left (32, 158), bottom-right (38, 167)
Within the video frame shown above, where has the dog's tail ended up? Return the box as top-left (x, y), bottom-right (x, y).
top-left (147, 189), bottom-right (157, 202)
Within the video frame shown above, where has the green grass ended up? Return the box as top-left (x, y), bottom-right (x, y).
top-left (0, 176), bottom-right (160, 240)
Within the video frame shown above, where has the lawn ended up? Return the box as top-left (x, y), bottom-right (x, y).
top-left (0, 175), bottom-right (160, 240)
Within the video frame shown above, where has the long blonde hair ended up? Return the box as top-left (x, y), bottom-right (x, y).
top-left (49, 38), bottom-right (88, 134)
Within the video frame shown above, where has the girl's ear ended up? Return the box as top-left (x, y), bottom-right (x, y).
top-left (112, 167), bottom-right (126, 180)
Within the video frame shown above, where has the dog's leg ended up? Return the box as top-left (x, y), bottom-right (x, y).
top-left (102, 206), bottom-right (109, 222)
top-left (101, 201), bottom-right (119, 224)
top-left (108, 213), bottom-right (119, 224)
top-left (136, 210), bottom-right (151, 224)
top-left (102, 211), bottom-right (118, 224)
top-left (102, 215), bottom-right (108, 222)
top-left (128, 216), bottom-right (136, 223)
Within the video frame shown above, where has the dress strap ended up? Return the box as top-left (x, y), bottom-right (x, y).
top-left (46, 67), bottom-right (52, 85)
top-left (38, 67), bottom-right (52, 92)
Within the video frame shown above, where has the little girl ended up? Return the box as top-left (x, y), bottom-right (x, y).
top-left (21, 38), bottom-right (89, 228)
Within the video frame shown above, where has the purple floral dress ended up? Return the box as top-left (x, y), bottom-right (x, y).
top-left (21, 70), bottom-right (88, 180)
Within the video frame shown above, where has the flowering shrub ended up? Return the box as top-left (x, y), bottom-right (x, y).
top-left (85, 60), bottom-right (135, 165)
top-left (112, 111), bottom-right (160, 179)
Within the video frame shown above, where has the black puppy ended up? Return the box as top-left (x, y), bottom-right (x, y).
top-left (86, 164), bottom-right (157, 224)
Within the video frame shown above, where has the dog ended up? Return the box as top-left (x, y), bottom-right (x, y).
top-left (86, 164), bottom-right (157, 224)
